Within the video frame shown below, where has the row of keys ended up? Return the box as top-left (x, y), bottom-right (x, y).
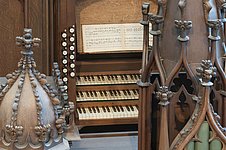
top-left (77, 105), bottom-right (138, 120)
top-left (76, 89), bottom-right (139, 101)
top-left (76, 74), bottom-right (140, 85)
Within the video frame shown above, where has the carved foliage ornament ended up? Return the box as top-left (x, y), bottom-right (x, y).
top-left (175, 20), bottom-right (192, 42)
top-left (156, 86), bottom-right (173, 106)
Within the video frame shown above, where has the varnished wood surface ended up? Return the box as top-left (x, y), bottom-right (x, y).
top-left (0, 0), bottom-right (52, 76)
top-left (0, 0), bottom-right (24, 75)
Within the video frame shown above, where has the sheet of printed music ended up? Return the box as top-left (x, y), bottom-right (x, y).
top-left (82, 23), bottom-right (152, 53)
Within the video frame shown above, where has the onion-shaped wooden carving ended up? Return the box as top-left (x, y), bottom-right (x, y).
top-left (0, 29), bottom-right (72, 150)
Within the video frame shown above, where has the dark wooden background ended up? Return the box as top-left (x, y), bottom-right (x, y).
top-left (0, 0), bottom-right (53, 76)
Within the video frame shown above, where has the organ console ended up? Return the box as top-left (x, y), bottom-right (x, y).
top-left (54, 0), bottom-right (157, 131)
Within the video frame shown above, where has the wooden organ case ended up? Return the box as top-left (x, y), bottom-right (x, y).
top-left (138, 1), bottom-right (226, 150)
top-left (54, 0), bottom-right (157, 132)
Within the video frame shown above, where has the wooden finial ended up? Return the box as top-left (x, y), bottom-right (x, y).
top-left (16, 28), bottom-right (41, 55)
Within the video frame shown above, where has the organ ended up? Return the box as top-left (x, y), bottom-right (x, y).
top-left (0, 0), bottom-right (225, 149)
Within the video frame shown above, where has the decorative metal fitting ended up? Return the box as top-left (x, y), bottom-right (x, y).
top-left (156, 86), bottom-right (173, 106)
top-left (16, 28), bottom-right (41, 56)
top-left (148, 14), bottom-right (164, 35)
top-left (196, 60), bottom-right (216, 86)
top-left (175, 20), bottom-right (192, 42)
top-left (208, 20), bottom-right (222, 41)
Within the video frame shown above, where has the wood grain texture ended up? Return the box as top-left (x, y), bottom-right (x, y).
top-left (0, 0), bottom-right (24, 76)
top-left (0, 0), bottom-right (51, 76)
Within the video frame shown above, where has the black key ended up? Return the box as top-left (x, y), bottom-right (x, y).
top-left (120, 106), bottom-right (124, 112)
top-left (78, 108), bottom-right (82, 113)
top-left (82, 108), bottom-right (86, 113)
top-left (86, 91), bottom-right (90, 97)
top-left (97, 75), bottom-right (101, 81)
top-left (92, 107), bottom-right (96, 113)
top-left (102, 106), bottom-right (106, 112)
top-left (96, 107), bottom-right (100, 113)
top-left (88, 107), bottom-right (92, 113)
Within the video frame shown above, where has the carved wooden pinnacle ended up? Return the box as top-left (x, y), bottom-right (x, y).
top-left (16, 28), bottom-right (41, 55)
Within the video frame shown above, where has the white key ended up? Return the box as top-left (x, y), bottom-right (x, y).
top-left (91, 107), bottom-right (97, 119)
top-left (84, 108), bottom-right (90, 119)
top-left (133, 106), bottom-right (139, 117)
top-left (115, 106), bottom-right (122, 118)
top-left (108, 107), bottom-right (114, 118)
top-left (77, 109), bottom-right (83, 120)
top-left (126, 106), bottom-right (132, 117)
top-left (80, 108), bottom-right (86, 119)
